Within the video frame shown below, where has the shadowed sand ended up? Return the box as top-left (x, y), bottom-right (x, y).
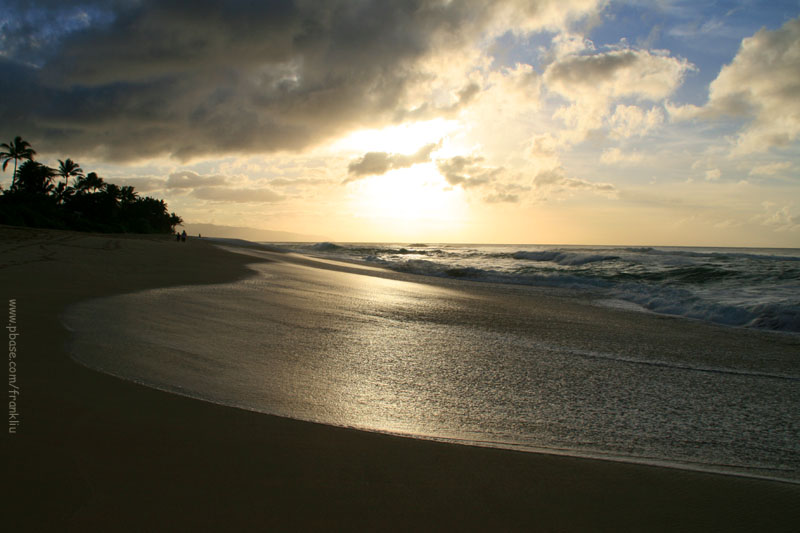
top-left (3, 226), bottom-right (799, 531)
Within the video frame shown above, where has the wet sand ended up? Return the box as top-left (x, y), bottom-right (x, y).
top-left (3, 226), bottom-right (799, 531)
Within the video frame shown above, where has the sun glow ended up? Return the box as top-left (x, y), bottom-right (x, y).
top-left (347, 164), bottom-right (468, 240)
top-left (333, 118), bottom-right (461, 154)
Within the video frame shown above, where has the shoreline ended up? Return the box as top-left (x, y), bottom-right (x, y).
top-left (4, 226), bottom-right (800, 531)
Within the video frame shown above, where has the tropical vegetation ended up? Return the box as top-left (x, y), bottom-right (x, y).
top-left (0, 137), bottom-right (182, 233)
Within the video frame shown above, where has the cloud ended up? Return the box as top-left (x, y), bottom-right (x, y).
top-left (436, 155), bottom-right (503, 189)
top-left (754, 202), bottom-right (800, 232)
top-left (344, 142), bottom-right (439, 182)
top-left (532, 167), bottom-right (616, 197)
top-left (192, 186), bottom-right (283, 203)
top-left (110, 176), bottom-right (167, 192)
top-left (482, 181), bottom-right (531, 203)
top-left (528, 133), bottom-right (563, 169)
top-left (608, 104), bottom-right (664, 138)
top-left (544, 46), bottom-right (692, 143)
top-left (600, 147), bottom-right (643, 165)
top-left (0, 0), bottom-right (606, 162)
top-left (484, 192), bottom-right (521, 203)
top-left (110, 169), bottom-right (283, 202)
top-left (705, 168), bottom-right (721, 181)
top-left (269, 177), bottom-right (331, 187)
top-left (749, 161), bottom-right (792, 176)
top-left (464, 62), bottom-right (541, 129)
top-left (398, 82), bottom-right (483, 122)
top-left (489, 0), bottom-right (607, 35)
top-left (545, 47), bottom-right (692, 101)
top-left (669, 17), bottom-right (800, 155)
top-left (166, 170), bottom-right (227, 189)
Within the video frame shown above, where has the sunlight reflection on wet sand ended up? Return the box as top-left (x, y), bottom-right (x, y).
top-left (64, 250), bottom-right (800, 482)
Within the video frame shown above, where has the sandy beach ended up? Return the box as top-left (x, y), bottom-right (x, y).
top-left (3, 226), bottom-right (799, 532)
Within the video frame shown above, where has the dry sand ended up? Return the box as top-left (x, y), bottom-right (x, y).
top-left (2, 225), bottom-right (799, 531)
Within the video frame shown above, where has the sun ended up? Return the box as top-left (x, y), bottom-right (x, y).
top-left (333, 118), bottom-right (473, 241)
top-left (346, 164), bottom-right (468, 241)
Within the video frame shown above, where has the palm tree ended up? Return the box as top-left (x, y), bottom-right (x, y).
top-left (56, 158), bottom-right (84, 189)
top-left (13, 160), bottom-right (55, 195)
top-left (74, 171), bottom-right (105, 194)
top-left (54, 181), bottom-right (75, 205)
top-left (169, 212), bottom-right (184, 232)
top-left (0, 136), bottom-right (36, 189)
top-left (119, 185), bottom-right (139, 205)
top-left (104, 183), bottom-right (121, 206)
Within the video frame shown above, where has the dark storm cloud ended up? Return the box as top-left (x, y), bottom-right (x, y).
top-left (1, 0), bottom-right (496, 161)
top-left (345, 142), bottom-right (439, 181)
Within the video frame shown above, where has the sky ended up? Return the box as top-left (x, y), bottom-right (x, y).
top-left (1, 0), bottom-right (799, 246)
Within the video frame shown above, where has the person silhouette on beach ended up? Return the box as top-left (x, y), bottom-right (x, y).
top-left (181, 230), bottom-right (186, 242)
top-left (176, 232), bottom-right (181, 242)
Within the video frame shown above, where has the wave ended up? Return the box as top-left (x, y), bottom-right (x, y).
top-left (612, 265), bottom-right (738, 284)
top-left (512, 250), bottom-right (620, 266)
top-left (614, 286), bottom-right (800, 332)
top-left (309, 242), bottom-right (344, 251)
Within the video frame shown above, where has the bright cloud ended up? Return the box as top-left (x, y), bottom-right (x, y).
top-left (609, 105), bottom-right (664, 138)
top-left (532, 167), bottom-right (617, 198)
top-left (544, 46), bottom-right (693, 143)
top-left (670, 17), bottom-right (800, 155)
top-left (755, 202), bottom-right (800, 232)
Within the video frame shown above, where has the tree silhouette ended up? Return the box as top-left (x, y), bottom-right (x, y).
top-left (119, 185), bottom-right (139, 205)
top-left (56, 158), bottom-right (84, 189)
top-left (0, 136), bottom-right (37, 189)
top-left (74, 172), bottom-right (106, 194)
top-left (104, 183), bottom-right (121, 206)
top-left (0, 137), bottom-right (182, 234)
top-left (54, 182), bottom-right (75, 205)
top-left (13, 161), bottom-right (56, 195)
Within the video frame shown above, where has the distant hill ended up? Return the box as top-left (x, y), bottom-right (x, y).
top-left (183, 223), bottom-right (327, 243)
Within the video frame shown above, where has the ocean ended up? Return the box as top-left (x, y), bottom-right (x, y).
top-left (279, 243), bottom-right (800, 333)
top-left (63, 242), bottom-right (800, 483)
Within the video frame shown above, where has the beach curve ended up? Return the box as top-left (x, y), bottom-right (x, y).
top-left (3, 226), bottom-right (800, 531)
